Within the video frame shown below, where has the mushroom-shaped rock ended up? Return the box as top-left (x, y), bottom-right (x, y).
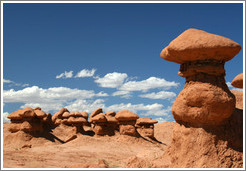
top-left (160, 28), bottom-right (239, 126)
top-left (105, 111), bottom-right (116, 117)
top-left (89, 108), bottom-right (103, 122)
top-left (90, 113), bottom-right (109, 135)
top-left (52, 108), bottom-right (69, 125)
top-left (136, 117), bottom-right (158, 138)
top-left (115, 110), bottom-right (139, 136)
top-left (231, 73), bottom-right (243, 89)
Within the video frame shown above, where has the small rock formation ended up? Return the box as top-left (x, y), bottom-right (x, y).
top-left (105, 111), bottom-right (118, 134)
top-left (115, 110), bottom-right (139, 136)
top-left (89, 109), bottom-right (118, 136)
top-left (135, 117), bottom-right (158, 138)
top-left (66, 111), bottom-right (88, 133)
top-left (90, 112), bottom-right (108, 135)
top-left (231, 73), bottom-right (243, 89)
top-left (160, 28), bottom-right (243, 168)
top-left (52, 108), bottom-right (69, 125)
top-left (7, 107), bottom-right (51, 134)
top-left (161, 28), bottom-right (240, 126)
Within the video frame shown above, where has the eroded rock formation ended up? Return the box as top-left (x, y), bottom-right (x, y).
top-left (231, 73), bottom-right (243, 89)
top-left (7, 107), bottom-right (52, 134)
top-left (160, 28), bottom-right (243, 168)
top-left (115, 110), bottom-right (139, 136)
top-left (161, 28), bottom-right (240, 126)
top-left (135, 117), bottom-right (158, 138)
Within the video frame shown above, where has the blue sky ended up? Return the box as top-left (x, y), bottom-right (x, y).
top-left (2, 2), bottom-right (244, 123)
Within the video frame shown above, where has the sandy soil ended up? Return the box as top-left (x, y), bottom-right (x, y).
top-left (3, 122), bottom-right (174, 168)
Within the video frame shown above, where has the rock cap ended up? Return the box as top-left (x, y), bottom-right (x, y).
top-left (136, 117), bottom-right (158, 125)
top-left (115, 110), bottom-right (139, 121)
top-left (160, 28), bottom-right (241, 64)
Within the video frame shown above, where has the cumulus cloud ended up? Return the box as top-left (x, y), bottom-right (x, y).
top-left (56, 71), bottom-right (73, 79)
top-left (119, 77), bottom-right (179, 92)
top-left (75, 69), bottom-right (96, 78)
top-left (3, 112), bottom-right (10, 123)
top-left (3, 86), bottom-right (108, 112)
top-left (139, 91), bottom-right (177, 100)
top-left (94, 72), bottom-right (128, 88)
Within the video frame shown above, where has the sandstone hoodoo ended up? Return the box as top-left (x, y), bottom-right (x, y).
top-left (105, 111), bottom-right (118, 134)
top-left (161, 28), bottom-right (241, 126)
top-left (135, 117), bottom-right (158, 138)
top-left (7, 107), bottom-right (51, 134)
top-left (66, 111), bottom-right (88, 133)
top-left (231, 73), bottom-right (243, 89)
top-left (52, 108), bottom-right (70, 125)
top-left (90, 113), bottom-right (108, 135)
top-left (115, 110), bottom-right (139, 136)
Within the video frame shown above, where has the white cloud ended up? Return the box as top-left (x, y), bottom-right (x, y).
top-left (154, 117), bottom-right (169, 123)
top-left (112, 90), bottom-right (132, 99)
top-left (3, 79), bottom-right (29, 87)
top-left (75, 69), bottom-right (96, 78)
top-left (3, 79), bottom-right (13, 83)
top-left (3, 86), bottom-right (107, 112)
top-left (139, 91), bottom-right (176, 100)
top-left (3, 112), bottom-right (10, 123)
top-left (65, 99), bottom-right (106, 113)
top-left (94, 72), bottom-right (128, 88)
top-left (119, 77), bottom-right (179, 92)
top-left (56, 71), bottom-right (73, 79)
top-left (226, 82), bottom-right (243, 91)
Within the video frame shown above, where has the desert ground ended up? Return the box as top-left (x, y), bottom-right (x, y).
top-left (3, 122), bottom-right (175, 168)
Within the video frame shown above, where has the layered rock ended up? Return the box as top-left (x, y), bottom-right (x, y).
top-left (115, 110), bottom-right (139, 136)
top-left (161, 28), bottom-right (240, 126)
top-left (89, 109), bottom-right (118, 136)
top-left (7, 107), bottom-right (52, 134)
top-left (160, 28), bottom-right (243, 168)
top-left (135, 117), bottom-right (158, 138)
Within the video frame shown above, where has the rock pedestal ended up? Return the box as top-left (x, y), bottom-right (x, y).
top-left (115, 110), bottom-right (139, 136)
top-left (7, 107), bottom-right (51, 134)
top-left (160, 28), bottom-right (243, 168)
top-left (161, 28), bottom-right (240, 126)
top-left (135, 117), bottom-right (158, 138)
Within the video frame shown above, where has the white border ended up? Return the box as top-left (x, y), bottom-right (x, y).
top-left (1, 1), bottom-right (245, 170)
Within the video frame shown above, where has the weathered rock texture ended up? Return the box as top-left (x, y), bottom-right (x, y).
top-left (7, 107), bottom-right (52, 134)
top-left (135, 117), bottom-right (158, 138)
top-left (89, 109), bottom-right (118, 136)
top-left (160, 29), bottom-right (243, 168)
top-left (165, 91), bottom-right (243, 168)
top-left (231, 73), bottom-right (243, 89)
top-left (161, 28), bottom-right (240, 126)
top-left (115, 110), bottom-right (139, 136)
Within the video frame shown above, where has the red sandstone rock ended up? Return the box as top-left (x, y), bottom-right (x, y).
top-left (160, 28), bottom-right (241, 64)
top-left (115, 110), bottom-right (139, 121)
top-left (231, 73), bottom-right (243, 89)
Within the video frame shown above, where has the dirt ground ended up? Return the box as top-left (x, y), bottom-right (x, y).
top-left (3, 122), bottom-right (174, 168)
